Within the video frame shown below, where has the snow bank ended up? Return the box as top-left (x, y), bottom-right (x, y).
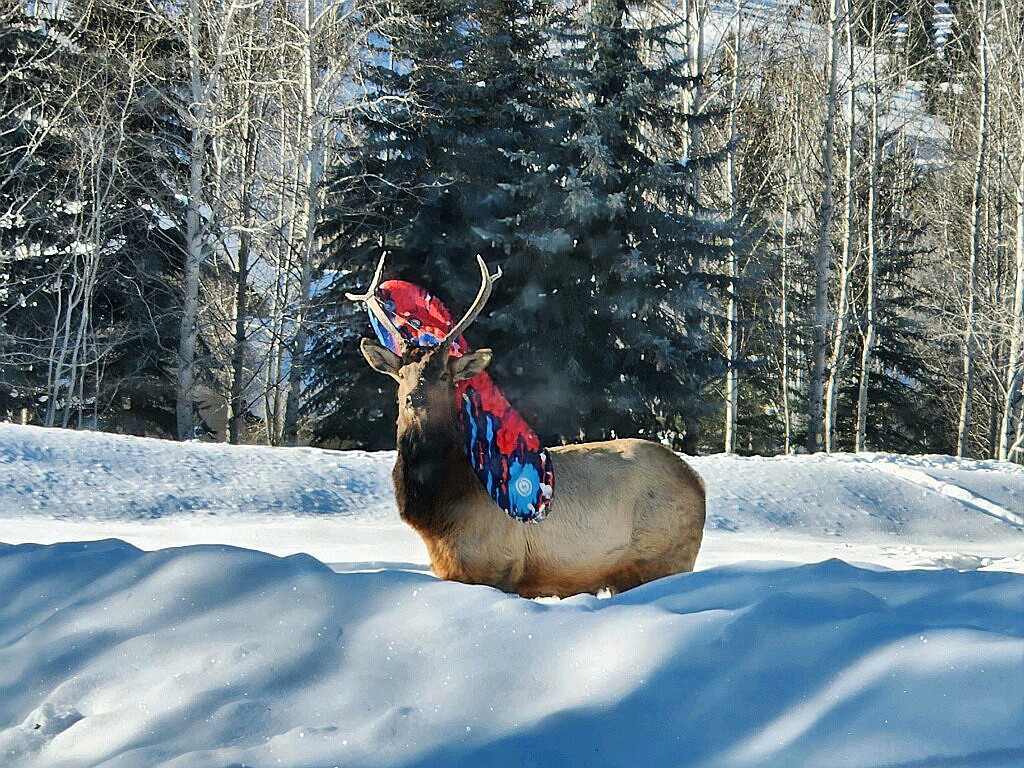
top-left (699, 450), bottom-right (1024, 540)
top-left (1, 540), bottom-right (1022, 768)
top-left (0, 423), bottom-right (394, 522)
top-left (2, 424), bottom-right (1024, 766)
top-left (2, 423), bottom-right (1022, 572)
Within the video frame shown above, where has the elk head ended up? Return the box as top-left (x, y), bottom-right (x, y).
top-left (347, 254), bottom-right (501, 434)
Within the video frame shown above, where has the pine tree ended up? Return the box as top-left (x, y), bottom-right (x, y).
top-left (1, 0), bottom-right (186, 432)
top-left (834, 142), bottom-right (946, 452)
top-left (0, 5), bottom-right (80, 418)
top-left (489, 0), bottom-right (729, 451)
top-left (308, 0), bottom-right (553, 447)
top-left (310, 0), bottom-right (728, 451)
top-left (69, 0), bottom-right (187, 435)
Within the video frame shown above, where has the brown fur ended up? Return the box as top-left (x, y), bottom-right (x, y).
top-left (363, 341), bottom-right (706, 598)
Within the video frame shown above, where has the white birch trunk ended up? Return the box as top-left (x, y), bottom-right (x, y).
top-left (957, 0), bottom-right (989, 458)
top-left (681, 0), bottom-right (707, 183)
top-left (283, 0), bottom-right (322, 445)
top-left (263, 78), bottom-right (300, 446)
top-left (808, 0), bottom-right (844, 453)
top-left (780, 118), bottom-right (796, 454)
top-left (43, 267), bottom-right (66, 427)
top-left (724, 0), bottom-right (742, 453)
top-left (824, 5), bottom-right (857, 452)
top-left (63, 155), bottom-right (106, 428)
top-left (999, 124), bottom-right (1024, 460)
top-left (856, 15), bottom-right (882, 452)
top-left (228, 40), bottom-right (261, 445)
top-left (177, 0), bottom-right (209, 441)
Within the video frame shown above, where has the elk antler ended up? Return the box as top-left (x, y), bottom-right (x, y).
top-left (443, 255), bottom-right (502, 347)
top-left (345, 253), bottom-right (407, 352)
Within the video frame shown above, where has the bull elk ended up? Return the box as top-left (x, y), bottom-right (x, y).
top-left (348, 255), bottom-right (706, 598)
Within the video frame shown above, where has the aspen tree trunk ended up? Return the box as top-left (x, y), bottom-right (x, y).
top-left (264, 81), bottom-right (298, 446)
top-left (681, 0), bottom-right (706, 157)
top-left (276, 84), bottom-right (303, 444)
top-left (69, 250), bottom-right (101, 427)
top-left (856, 8), bottom-right (881, 452)
top-left (958, 0), bottom-right (989, 458)
top-left (43, 270), bottom-right (66, 426)
top-left (177, 0), bottom-right (209, 441)
top-left (999, 125), bottom-right (1024, 460)
top-left (988, 187), bottom-right (1005, 458)
top-left (47, 77), bottom-right (125, 428)
top-left (283, 0), bottom-right (321, 445)
top-left (780, 117), bottom-right (796, 454)
top-left (228, 201), bottom-right (253, 443)
top-left (45, 244), bottom-right (89, 426)
top-left (807, 0), bottom-right (844, 453)
top-left (48, 144), bottom-right (106, 427)
top-left (175, 0), bottom-right (246, 440)
top-left (724, 0), bottom-right (742, 453)
top-left (825, 4), bottom-right (858, 452)
top-left (77, 77), bottom-right (132, 429)
top-left (177, 158), bottom-right (204, 439)
top-left (998, 17), bottom-right (1024, 461)
top-left (46, 142), bottom-right (97, 426)
top-left (63, 150), bottom-right (108, 428)
top-left (229, 71), bottom-right (261, 444)
top-left (47, 271), bottom-right (80, 426)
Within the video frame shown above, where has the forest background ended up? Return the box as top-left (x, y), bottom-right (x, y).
top-left (2, 0), bottom-right (1023, 462)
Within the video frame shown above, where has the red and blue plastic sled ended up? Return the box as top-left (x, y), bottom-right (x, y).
top-left (367, 279), bottom-right (554, 523)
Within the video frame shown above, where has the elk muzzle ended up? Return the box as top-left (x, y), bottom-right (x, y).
top-left (405, 390), bottom-right (430, 412)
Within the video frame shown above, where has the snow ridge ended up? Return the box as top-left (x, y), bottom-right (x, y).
top-left (1, 425), bottom-right (1024, 767)
top-left (868, 457), bottom-right (1024, 528)
top-left (1, 541), bottom-right (1023, 768)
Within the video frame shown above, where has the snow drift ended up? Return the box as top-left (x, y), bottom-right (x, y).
top-left (2, 540), bottom-right (1023, 768)
top-left (2, 422), bottom-right (1022, 570)
top-left (1, 423), bottom-right (1023, 767)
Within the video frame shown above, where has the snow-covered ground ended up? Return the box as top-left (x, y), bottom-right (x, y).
top-left (1, 422), bottom-right (1023, 767)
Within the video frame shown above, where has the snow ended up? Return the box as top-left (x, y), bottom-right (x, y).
top-left (1, 422), bottom-right (1023, 767)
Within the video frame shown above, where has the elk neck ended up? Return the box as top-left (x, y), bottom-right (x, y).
top-left (393, 410), bottom-right (468, 536)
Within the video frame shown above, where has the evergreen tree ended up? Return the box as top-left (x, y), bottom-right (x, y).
top-left (0, 0), bottom-right (185, 432)
top-left (311, 0), bottom-right (729, 452)
top-left (832, 140), bottom-right (948, 453)
top-left (308, 0), bottom-right (553, 447)
top-left (0, 5), bottom-right (80, 417)
top-left (488, 0), bottom-right (729, 451)
top-left (70, 0), bottom-right (187, 435)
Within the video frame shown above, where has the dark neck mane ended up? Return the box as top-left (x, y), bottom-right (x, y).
top-left (393, 420), bottom-right (465, 535)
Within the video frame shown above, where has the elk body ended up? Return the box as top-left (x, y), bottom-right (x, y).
top-left (350, 256), bottom-right (706, 598)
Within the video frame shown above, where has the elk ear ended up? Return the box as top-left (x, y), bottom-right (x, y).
top-left (360, 338), bottom-right (402, 379)
top-left (451, 349), bottom-right (492, 381)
